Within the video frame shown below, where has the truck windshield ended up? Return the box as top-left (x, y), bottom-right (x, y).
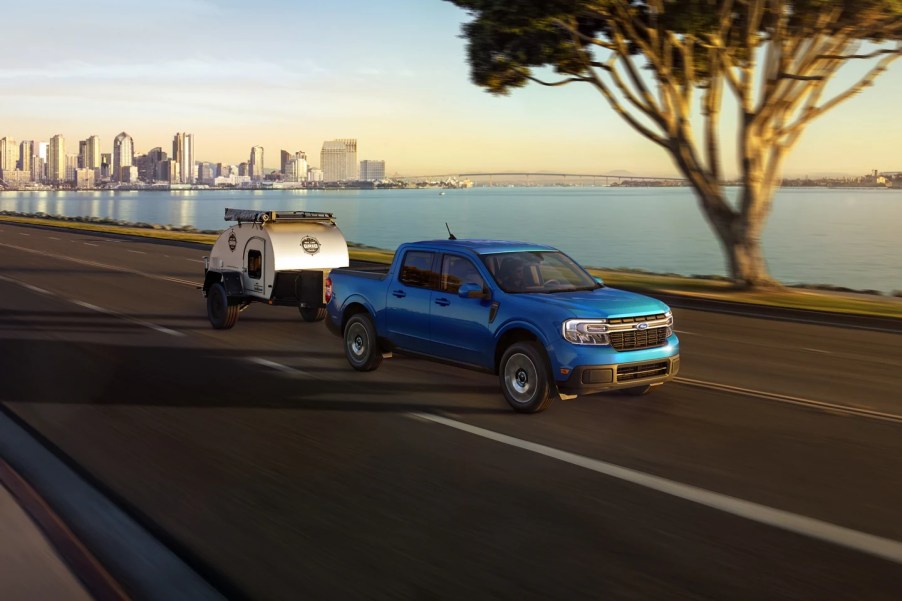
top-left (482, 251), bottom-right (599, 293)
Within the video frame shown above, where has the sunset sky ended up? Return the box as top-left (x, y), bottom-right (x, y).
top-left (2, 0), bottom-right (900, 177)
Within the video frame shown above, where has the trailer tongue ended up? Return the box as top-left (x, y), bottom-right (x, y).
top-left (202, 208), bottom-right (350, 329)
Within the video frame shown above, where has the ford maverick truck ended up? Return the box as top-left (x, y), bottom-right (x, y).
top-left (325, 239), bottom-right (680, 413)
top-left (203, 208), bottom-right (349, 329)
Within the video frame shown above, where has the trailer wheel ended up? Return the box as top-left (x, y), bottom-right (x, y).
top-left (499, 342), bottom-right (554, 413)
top-left (299, 306), bottom-right (328, 322)
top-left (207, 283), bottom-right (239, 329)
top-left (344, 313), bottom-right (382, 371)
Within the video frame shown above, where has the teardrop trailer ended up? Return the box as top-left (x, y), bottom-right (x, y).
top-left (202, 208), bottom-right (349, 329)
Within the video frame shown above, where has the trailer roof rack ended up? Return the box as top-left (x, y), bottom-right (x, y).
top-left (224, 208), bottom-right (335, 224)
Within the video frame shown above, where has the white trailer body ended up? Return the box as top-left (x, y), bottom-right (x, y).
top-left (203, 209), bottom-right (349, 328)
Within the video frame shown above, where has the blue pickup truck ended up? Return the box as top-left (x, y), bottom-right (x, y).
top-left (325, 239), bottom-right (680, 413)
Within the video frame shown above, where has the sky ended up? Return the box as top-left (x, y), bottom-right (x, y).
top-left (2, 0), bottom-right (900, 178)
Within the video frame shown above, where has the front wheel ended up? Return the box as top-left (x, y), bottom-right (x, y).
top-left (499, 342), bottom-right (555, 413)
top-left (207, 283), bottom-right (239, 329)
top-left (343, 314), bottom-right (382, 371)
top-left (299, 306), bottom-right (327, 322)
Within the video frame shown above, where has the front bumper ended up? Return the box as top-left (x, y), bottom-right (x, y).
top-left (557, 354), bottom-right (680, 395)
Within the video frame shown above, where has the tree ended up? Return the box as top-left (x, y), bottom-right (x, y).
top-left (444, 0), bottom-right (902, 288)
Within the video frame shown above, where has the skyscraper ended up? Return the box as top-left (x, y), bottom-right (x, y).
top-left (172, 132), bottom-right (194, 184)
top-left (0, 137), bottom-right (18, 177)
top-left (359, 160), bottom-right (386, 182)
top-left (249, 145), bottom-right (264, 181)
top-left (320, 139), bottom-right (358, 182)
top-left (18, 140), bottom-right (33, 175)
top-left (113, 132), bottom-right (134, 182)
top-left (48, 135), bottom-right (66, 183)
top-left (280, 150), bottom-right (290, 175)
top-left (84, 135), bottom-right (101, 170)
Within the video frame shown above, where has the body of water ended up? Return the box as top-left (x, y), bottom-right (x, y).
top-left (2, 187), bottom-right (900, 294)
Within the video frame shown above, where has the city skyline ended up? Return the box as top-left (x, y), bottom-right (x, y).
top-left (2, 1), bottom-right (900, 178)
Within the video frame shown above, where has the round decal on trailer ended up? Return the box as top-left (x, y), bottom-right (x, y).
top-left (228, 231), bottom-right (237, 252)
top-left (301, 236), bottom-right (321, 255)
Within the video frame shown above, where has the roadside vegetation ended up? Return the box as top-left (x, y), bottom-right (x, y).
top-left (3, 212), bottom-right (900, 319)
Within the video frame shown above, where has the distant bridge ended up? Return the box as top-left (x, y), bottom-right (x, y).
top-left (397, 172), bottom-right (688, 183)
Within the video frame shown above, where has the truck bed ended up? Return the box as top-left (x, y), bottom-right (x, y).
top-left (335, 262), bottom-right (391, 280)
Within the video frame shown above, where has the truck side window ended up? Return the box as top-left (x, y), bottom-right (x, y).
top-left (399, 251), bottom-right (436, 288)
top-left (442, 255), bottom-right (484, 294)
top-left (247, 250), bottom-right (262, 279)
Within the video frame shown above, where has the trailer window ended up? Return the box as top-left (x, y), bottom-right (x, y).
top-left (399, 251), bottom-right (436, 288)
top-left (248, 250), bottom-right (262, 279)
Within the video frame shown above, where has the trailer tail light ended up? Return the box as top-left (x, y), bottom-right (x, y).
top-left (324, 277), bottom-right (333, 303)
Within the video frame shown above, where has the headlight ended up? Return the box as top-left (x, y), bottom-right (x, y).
top-left (563, 319), bottom-right (610, 345)
top-left (665, 311), bottom-right (674, 336)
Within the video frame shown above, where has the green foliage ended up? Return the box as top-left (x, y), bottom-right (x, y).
top-left (446, 0), bottom-right (902, 93)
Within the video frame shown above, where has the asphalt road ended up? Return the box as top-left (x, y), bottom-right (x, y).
top-left (1, 221), bottom-right (901, 600)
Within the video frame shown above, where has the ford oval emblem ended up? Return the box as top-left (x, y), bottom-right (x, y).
top-left (635, 322), bottom-right (649, 330)
top-left (228, 231), bottom-right (237, 252)
top-left (301, 236), bottom-right (321, 255)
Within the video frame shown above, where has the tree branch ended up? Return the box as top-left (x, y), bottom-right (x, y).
top-left (525, 75), bottom-right (593, 87)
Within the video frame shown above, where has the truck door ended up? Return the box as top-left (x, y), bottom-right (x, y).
top-left (384, 250), bottom-right (437, 354)
top-left (430, 254), bottom-right (494, 367)
top-left (244, 237), bottom-right (267, 298)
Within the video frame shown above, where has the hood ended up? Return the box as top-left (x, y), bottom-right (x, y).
top-left (510, 286), bottom-right (669, 319)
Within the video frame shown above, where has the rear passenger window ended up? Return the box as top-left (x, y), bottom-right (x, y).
top-left (399, 251), bottom-right (436, 288)
top-left (442, 255), bottom-right (484, 294)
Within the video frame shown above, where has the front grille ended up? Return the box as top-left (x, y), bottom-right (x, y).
top-left (609, 327), bottom-right (668, 351)
top-left (617, 361), bottom-right (669, 382)
top-left (608, 313), bottom-right (667, 325)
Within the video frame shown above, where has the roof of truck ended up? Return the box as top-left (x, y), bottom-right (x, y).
top-left (412, 239), bottom-right (558, 255)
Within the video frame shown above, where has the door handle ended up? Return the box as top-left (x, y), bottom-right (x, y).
top-left (392, 290), bottom-right (406, 298)
top-left (434, 298), bottom-right (450, 307)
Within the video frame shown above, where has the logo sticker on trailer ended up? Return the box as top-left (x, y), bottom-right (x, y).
top-left (301, 236), bottom-right (321, 255)
top-left (228, 231), bottom-right (237, 252)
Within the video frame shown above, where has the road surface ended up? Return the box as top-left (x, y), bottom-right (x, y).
top-left (1, 221), bottom-right (901, 600)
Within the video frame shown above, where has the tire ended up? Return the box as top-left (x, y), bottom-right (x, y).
top-left (343, 313), bottom-right (382, 371)
top-left (499, 341), bottom-right (555, 413)
top-left (299, 306), bottom-right (328, 322)
top-left (207, 282), bottom-right (239, 329)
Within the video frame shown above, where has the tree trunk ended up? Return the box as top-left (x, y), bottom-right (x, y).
top-left (690, 181), bottom-right (782, 290)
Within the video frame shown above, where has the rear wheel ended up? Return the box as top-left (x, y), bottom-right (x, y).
top-left (499, 342), bottom-right (554, 413)
top-left (344, 313), bottom-right (382, 371)
top-left (299, 306), bottom-right (328, 322)
top-left (207, 283), bottom-right (239, 329)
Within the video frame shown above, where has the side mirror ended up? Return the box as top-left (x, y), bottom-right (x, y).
top-left (458, 282), bottom-right (487, 299)
top-left (593, 276), bottom-right (605, 287)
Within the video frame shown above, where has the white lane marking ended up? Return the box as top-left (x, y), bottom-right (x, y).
top-left (673, 329), bottom-right (693, 335)
top-left (185, 258), bottom-right (205, 263)
top-left (247, 357), bottom-right (314, 378)
top-left (0, 242), bottom-right (201, 288)
top-left (49, 236), bottom-right (60, 240)
top-left (20, 282), bottom-right (51, 295)
top-left (71, 300), bottom-right (184, 337)
top-left (412, 412), bottom-right (902, 565)
top-left (83, 242), bottom-right (98, 247)
top-left (127, 250), bottom-right (146, 254)
top-left (675, 377), bottom-right (902, 424)
top-left (18, 232), bottom-right (29, 236)
top-left (802, 347), bottom-right (831, 354)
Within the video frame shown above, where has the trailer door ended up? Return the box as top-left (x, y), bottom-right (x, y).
top-left (245, 236), bottom-right (267, 298)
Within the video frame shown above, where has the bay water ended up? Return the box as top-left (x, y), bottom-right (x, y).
top-left (2, 186), bottom-right (900, 294)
